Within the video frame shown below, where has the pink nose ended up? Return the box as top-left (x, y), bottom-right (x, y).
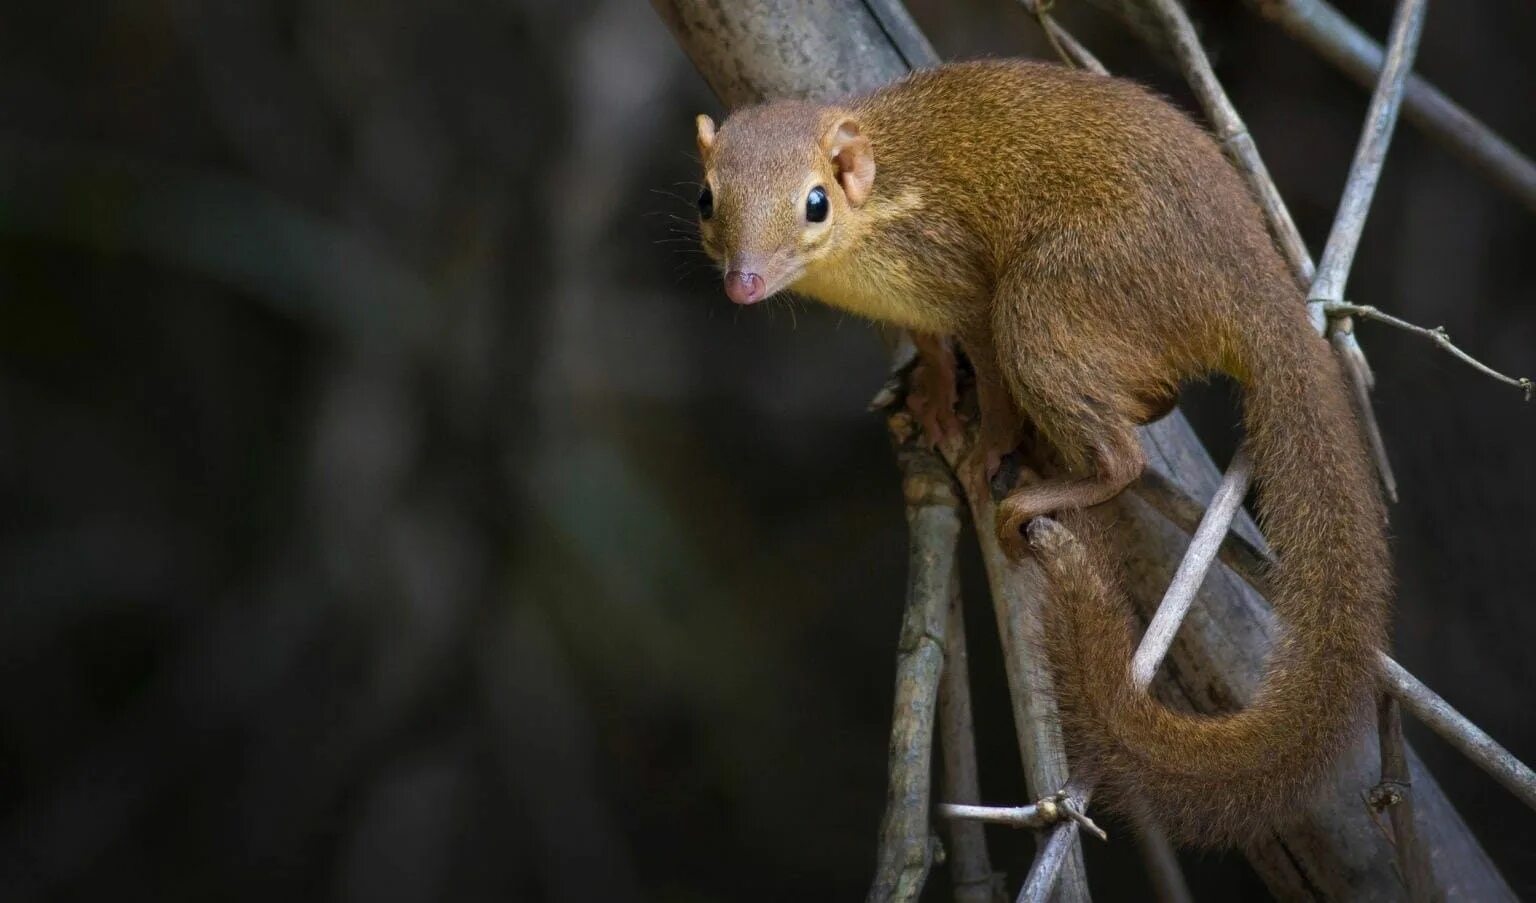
top-left (724, 270), bottom-right (766, 305)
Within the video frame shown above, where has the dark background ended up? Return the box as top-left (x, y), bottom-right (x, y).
top-left (0, 1), bottom-right (1531, 900)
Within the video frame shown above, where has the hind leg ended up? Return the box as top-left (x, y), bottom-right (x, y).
top-left (987, 279), bottom-right (1147, 552)
top-left (954, 338), bottom-right (1027, 502)
top-left (995, 414), bottom-right (1144, 550)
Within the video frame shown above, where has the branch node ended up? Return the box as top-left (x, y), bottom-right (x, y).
top-left (1368, 779), bottom-right (1411, 812)
top-left (1050, 790), bottom-right (1109, 842)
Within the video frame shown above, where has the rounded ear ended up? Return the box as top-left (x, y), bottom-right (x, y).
top-left (821, 116), bottom-right (875, 207)
top-left (695, 114), bottom-right (717, 158)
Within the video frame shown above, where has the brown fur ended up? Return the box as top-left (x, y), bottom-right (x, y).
top-left (693, 60), bottom-right (1391, 847)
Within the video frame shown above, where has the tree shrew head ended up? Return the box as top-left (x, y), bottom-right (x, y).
top-left (694, 101), bottom-right (875, 306)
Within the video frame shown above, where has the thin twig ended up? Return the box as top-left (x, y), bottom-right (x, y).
top-left (1132, 469), bottom-right (1274, 596)
top-left (1141, 0), bottom-right (1313, 283)
top-left (1324, 302), bottom-right (1534, 400)
top-left (1245, 0), bottom-right (1536, 214)
top-left (1020, 778), bottom-right (1094, 903)
top-left (937, 585), bottom-right (1003, 903)
top-left (868, 433), bottom-right (964, 903)
top-left (1307, 0), bottom-right (1427, 310)
top-left (1372, 694), bottom-right (1438, 902)
top-left (938, 802), bottom-right (1057, 831)
top-left (1333, 329), bottom-right (1400, 502)
top-left (1132, 450), bottom-right (1254, 689)
top-left (1378, 655), bottom-right (1536, 814)
top-left (1014, 2), bottom-right (1109, 75)
top-left (940, 791), bottom-right (1105, 842)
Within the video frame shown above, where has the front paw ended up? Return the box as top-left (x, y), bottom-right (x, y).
top-left (906, 364), bottom-right (963, 450)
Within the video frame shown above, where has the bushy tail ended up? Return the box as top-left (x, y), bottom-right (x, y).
top-left (1036, 308), bottom-right (1391, 847)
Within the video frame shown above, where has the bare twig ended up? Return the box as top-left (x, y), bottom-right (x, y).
top-left (1371, 694), bottom-right (1438, 901)
top-left (940, 790), bottom-right (1105, 842)
top-left (938, 802), bottom-right (1056, 831)
top-left (1132, 469), bottom-right (1274, 595)
top-left (1378, 655), bottom-right (1536, 814)
top-left (1016, 1), bottom-right (1108, 74)
top-left (1020, 779), bottom-right (1094, 903)
top-left (1245, 0), bottom-right (1536, 214)
top-left (1132, 450), bottom-right (1254, 688)
top-left (1141, 0), bottom-right (1314, 283)
top-left (1306, 0), bottom-right (1427, 311)
top-left (1333, 329), bottom-right (1400, 502)
top-left (937, 587), bottom-right (1002, 903)
top-left (1324, 302), bottom-right (1534, 400)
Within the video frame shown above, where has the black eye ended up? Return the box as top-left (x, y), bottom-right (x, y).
top-left (806, 185), bottom-right (829, 223)
top-left (697, 186), bottom-right (714, 219)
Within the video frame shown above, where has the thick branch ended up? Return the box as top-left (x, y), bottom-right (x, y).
top-left (953, 467), bottom-right (1092, 903)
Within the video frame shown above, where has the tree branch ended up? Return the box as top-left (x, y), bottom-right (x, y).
top-left (1371, 694), bottom-right (1439, 901)
top-left (1245, 0), bottom-right (1536, 214)
top-left (1324, 302), bottom-right (1533, 400)
top-left (868, 433), bottom-right (964, 903)
top-left (937, 573), bottom-right (1004, 903)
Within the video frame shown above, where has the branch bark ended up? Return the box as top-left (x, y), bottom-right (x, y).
top-left (937, 584), bottom-right (1004, 903)
top-left (867, 434), bottom-right (963, 902)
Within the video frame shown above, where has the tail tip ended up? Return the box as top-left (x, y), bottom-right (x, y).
top-left (1025, 516), bottom-right (1075, 556)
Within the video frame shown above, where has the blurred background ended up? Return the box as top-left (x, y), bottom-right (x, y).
top-left (0, 1), bottom-right (1531, 900)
